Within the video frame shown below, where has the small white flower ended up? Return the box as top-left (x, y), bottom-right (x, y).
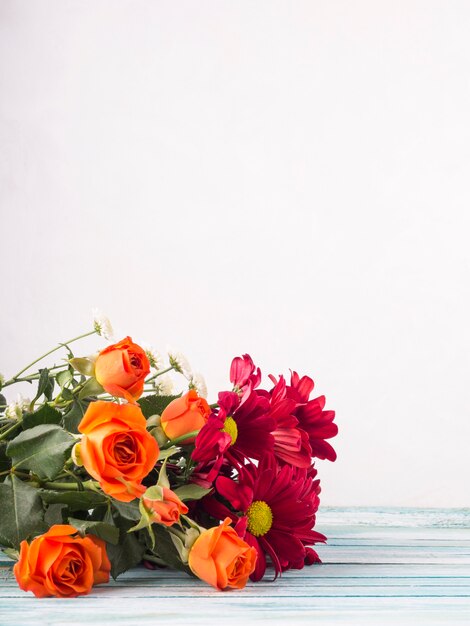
top-left (142, 343), bottom-right (164, 370)
top-left (92, 308), bottom-right (114, 341)
top-left (153, 375), bottom-right (174, 396)
top-left (189, 372), bottom-right (208, 398)
top-left (168, 348), bottom-right (193, 380)
top-left (5, 394), bottom-right (31, 420)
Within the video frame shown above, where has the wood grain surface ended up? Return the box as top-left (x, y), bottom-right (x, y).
top-left (1, 507), bottom-right (469, 625)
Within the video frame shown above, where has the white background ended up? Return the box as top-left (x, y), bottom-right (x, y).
top-left (1, 1), bottom-right (469, 507)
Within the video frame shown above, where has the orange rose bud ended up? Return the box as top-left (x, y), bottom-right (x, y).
top-left (78, 401), bottom-right (159, 502)
top-left (160, 390), bottom-right (210, 443)
top-left (143, 486), bottom-right (189, 526)
top-left (94, 336), bottom-right (150, 403)
top-left (14, 525), bottom-right (110, 598)
top-left (188, 518), bottom-right (257, 590)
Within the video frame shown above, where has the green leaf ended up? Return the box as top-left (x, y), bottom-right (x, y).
top-left (138, 395), bottom-right (180, 419)
top-left (32, 368), bottom-right (55, 405)
top-left (0, 394), bottom-right (7, 413)
top-left (173, 484), bottom-right (212, 502)
top-left (157, 446), bottom-right (181, 461)
top-left (39, 489), bottom-right (107, 511)
top-left (106, 531), bottom-right (145, 579)
top-left (152, 525), bottom-right (192, 575)
top-left (0, 475), bottom-right (46, 549)
top-left (62, 399), bottom-right (89, 434)
top-left (7, 424), bottom-right (75, 480)
top-left (0, 442), bottom-right (10, 476)
top-left (44, 503), bottom-right (67, 526)
top-left (56, 369), bottom-right (73, 389)
top-left (2, 547), bottom-right (20, 561)
top-left (23, 404), bottom-right (62, 430)
top-left (68, 518), bottom-right (120, 545)
top-left (111, 500), bottom-right (140, 522)
top-left (78, 377), bottom-right (104, 400)
top-left (60, 388), bottom-right (74, 401)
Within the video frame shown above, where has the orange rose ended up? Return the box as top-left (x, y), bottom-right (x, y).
top-left (143, 486), bottom-right (189, 526)
top-left (78, 401), bottom-right (159, 502)
top-left (188, 518), bottom-right (257, 590)
top-left (160, 390), bottom-right (210, 443)
top-left (94, 336), bottom-right (150, 402)
top-left (14, 525), bottom-right (110, 598)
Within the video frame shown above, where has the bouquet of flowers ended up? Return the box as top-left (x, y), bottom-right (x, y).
top-left (0, 313), bottom-right (338, 597)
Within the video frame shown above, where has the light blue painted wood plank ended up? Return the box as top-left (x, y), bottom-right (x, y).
top-left (1, 508), bottom-right (469, 625)
top-left (0, 596), bottom-right (469, 626)
top-left (316, 507), bottom-right (470, 529)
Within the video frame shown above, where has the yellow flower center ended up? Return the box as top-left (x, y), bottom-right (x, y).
top-left (246, 500), bottom-right (273, 537)
top-left (221, 416), bottom-right (238, 445)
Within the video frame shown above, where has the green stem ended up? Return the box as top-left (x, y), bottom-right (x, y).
top-left (0, 469), bottom-right (33, 478)
top-left (5, 364), bottom-right (69, 386)
top-left (161, 430), bottom-right (199, 449)
top-left (42, 480), bottom-right (101, 492)
top-left (167, 526), bottom-right (186, 542)
top-left (0, 419), bottom-right (23, 442)
top-left (146, 366), bottom-right (175, 384)
top-left (6, 330), bottom-right (97, 384)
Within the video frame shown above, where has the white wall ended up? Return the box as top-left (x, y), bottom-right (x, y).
top-left (1, 1), bottom-right (469, 507)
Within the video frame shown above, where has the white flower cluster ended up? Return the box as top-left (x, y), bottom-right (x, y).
top-left (168, 349), bottom-right (193, 380)
top-left (92, 309), bottom-right (114, 341)
top-left (189, 372), bottom-right (208, 398)
top-left (153, 375), bottom-right (174, 396)
top-left (5, 394), bottom-right (31, 420)
top-left (142, 344), bottom-right (164, 370)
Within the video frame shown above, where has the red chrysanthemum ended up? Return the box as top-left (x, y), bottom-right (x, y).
top-left (205, 455), bottom-right (325, 581)
top-left (230, 354), bottom-right (261, 402)
top-left (257, 376), bottom-right (312, 468)
top-left (191, 391), bottom-right (275, 484)
top-left (287, 371), bottom-right (338, 462)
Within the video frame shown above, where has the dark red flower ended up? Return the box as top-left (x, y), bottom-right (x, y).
top-left (191, 391), bottom-right (275, 484)
top-left (210, 455), bottom-right (325, 581)
top-left (230, 354), bottom-right (261, 402)
top-left (287, 371), bottom-right (338, 462)
top-left (258, 376), bottom-right (312, 469)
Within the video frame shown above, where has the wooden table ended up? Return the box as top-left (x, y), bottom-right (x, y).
top-left (1, 508), bottom-right (469, 625)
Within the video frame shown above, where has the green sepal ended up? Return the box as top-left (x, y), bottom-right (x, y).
top-left (150, 525), bottom-right (194, 576)
top-left (157, 458), bottom-right (170, 489)
top-left (69, 357), bottom-right (96, 377)
top-left (169, 526), bottom-right (200, 564)
top-left (157, 445), bottom-right (180, 461)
